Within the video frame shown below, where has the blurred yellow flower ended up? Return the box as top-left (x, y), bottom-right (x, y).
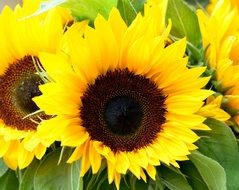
top-left (198, 0), bottom-right (239, 127)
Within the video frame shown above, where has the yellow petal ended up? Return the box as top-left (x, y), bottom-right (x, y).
top-left (115, 152), bottom-right (130, 174)
top-left (89, 141), bottom-right (102, 174)
top-left (146, 164), bottom-right (156, 180)
top-left (18, 144), bottom-right (34, 169)
top-left (80, 141), bottom-right (91, 176)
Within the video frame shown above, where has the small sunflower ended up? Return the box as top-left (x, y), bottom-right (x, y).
top-left (34, 8), bottom-right (212, 189)
top-left (0, 2), bottom-right (64, 169)
top-left (198, 0), bottom-right (239, 127)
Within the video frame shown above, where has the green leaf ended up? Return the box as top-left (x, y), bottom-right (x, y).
top-left (159, 165), bottom-right (192, 190)
top-left (117, 0), bottom-right (137, 26)
top-left (189, 151), bottom-right (227, 190)
top-left (196, 118), bottom-right (239, 190)
top-left (181, 161), bottom-right (209, 190)
top-left (0, 159), bottom-right (8, 178)
top-left (130, 0), bottom-right (145, 13)
top-left (34, 148), bottom-right (81, 190)
top-left (19, 159), bottom-right (40, 190)
top-left (166, 0), bottom-right (203, 62)
top-left (64, 0), bottom-right (117, 23)
top-left (0, 169), bottom-right (19, 190)
top-left (166, 0), bottom-right (202, 46)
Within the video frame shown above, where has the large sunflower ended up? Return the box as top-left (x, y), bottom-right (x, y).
top-left (198, 0), bottom-right (239, 129)
top-left (34, 8), bottom-right (212, 189)
top-left (0, 2), bottom-right (64, 169)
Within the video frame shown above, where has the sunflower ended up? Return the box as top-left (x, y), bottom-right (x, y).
top-left (34, 7), bottom-right (212, 189)
top-left (198, 0), bottom-right (239, 128)
top-left (0, 2), bottom-right (65, 169)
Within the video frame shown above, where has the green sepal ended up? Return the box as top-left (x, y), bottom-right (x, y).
top-left (211, 80), bottom-right (223, 92)
top-left (231, 122), bottom-right (239, 134)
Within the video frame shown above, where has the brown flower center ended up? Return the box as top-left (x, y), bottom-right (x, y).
top-left (80, 69), bottom-right (167, 152)
top-left (0, 56), bottom-right (43, 130)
